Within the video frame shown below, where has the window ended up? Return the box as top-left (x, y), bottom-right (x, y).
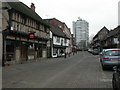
top-left (40, 25), bottom-right (44, 31)
top-left (36, 22), bottom-right (40, 30)
top-left (20, 16), bottom-right (26, 24)
top-left (43, 26), bottom-right (47, 32)
top-left (64, 38), bottom-right (67, 43)
top-left (14, 13), bottom-right (17, 20)
top-left (56, 37), bottom-right (60, 43)
top-left (105, 50), bottom-right (120, 56)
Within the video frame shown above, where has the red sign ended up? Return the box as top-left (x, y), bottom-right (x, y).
top-left (29, 34), bottom-right (34, 39)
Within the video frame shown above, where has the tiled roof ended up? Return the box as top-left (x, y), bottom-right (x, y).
top-left (93, 26), bottom-right (109, 39)
top-left (107, 26), bottom-right (120, 38)
top-left (7, 2), bottom-right (50, 27)
top-left (50, 24), bottom-right (68, 38)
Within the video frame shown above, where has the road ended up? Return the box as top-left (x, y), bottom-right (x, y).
top-left (2, 51), bottom-right (113, 88)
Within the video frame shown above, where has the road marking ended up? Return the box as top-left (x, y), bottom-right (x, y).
top-left (102, 72), bottom-right (107, 78)
top-left (100, 79), bottom-right (112, 82)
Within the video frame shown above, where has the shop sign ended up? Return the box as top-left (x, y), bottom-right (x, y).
top-left (29, 33), bottom-right (34, 39)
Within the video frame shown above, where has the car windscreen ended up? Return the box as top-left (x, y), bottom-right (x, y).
top-left (104, 50), bottom-right (120, 56)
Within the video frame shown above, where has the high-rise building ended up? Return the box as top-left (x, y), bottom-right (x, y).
top-left (73, 18), bottom-right (89, 49)
top-left (118, 1), bottom-right (120, 25)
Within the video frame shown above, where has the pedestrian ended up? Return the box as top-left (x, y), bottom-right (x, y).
top-left (64, 52), bottom-right (66, 58)
top-left (73, 51), bottom-right (74, 55)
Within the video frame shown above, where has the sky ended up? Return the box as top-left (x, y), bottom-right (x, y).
top-left (19, 0), bottom-right (120, 37)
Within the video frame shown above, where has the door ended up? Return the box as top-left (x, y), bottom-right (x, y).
top-left (21, 43), bottom-right (27, 61)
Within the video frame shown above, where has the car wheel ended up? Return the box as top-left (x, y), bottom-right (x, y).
top-left (102, 65), bottom-right (106, 71)
top-left (112, 76), bottom-right (117, 90)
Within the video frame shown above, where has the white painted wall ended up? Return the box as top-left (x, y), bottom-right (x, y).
top-left (50, 31), bottom-right (53, 39)
top-left (53, 36), bottom-right (69, 46)
top-left (52, 35), bottom-right (69, 57)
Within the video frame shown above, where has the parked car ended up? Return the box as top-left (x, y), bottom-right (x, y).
top-left (100, 49), bottom-right (120, 70)
top-left (88, 48), bottom-right (93, 53)
top-left (112, 66), bottom-right (120, 90)
top-left (92, 49), bottom-right (99, 55)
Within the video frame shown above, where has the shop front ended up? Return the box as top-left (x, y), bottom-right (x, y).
top-left (52, 44), bottom-right (66, 58)
top-left (4, 38), bottom-right (47, 65)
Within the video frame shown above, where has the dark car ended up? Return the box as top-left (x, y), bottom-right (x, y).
top-left (92, 49), bottom-right (99, 55)
top-left (88, 48), bottom-right (93, 53)
top-left (112, 66), bottom-right (120, 90)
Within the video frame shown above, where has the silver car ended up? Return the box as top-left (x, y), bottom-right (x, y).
top-left (100, 49), bottom-right (120, 70)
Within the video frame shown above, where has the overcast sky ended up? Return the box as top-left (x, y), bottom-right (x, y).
top-left (19, 0), bottom-right (119, 37)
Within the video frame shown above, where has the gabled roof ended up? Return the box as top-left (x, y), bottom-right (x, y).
top-left (49, 24), bottom-right (68, 38)
top-left (7, 2), bottom-right (50, 27)
top-left (107, 25), bottom-right (120, 38)
top-left (93, 26), bottom-right (109, 39)
top-left (45, 18), bottom-right (64, 24)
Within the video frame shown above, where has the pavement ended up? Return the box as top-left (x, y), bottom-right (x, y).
top-left (2, 51), bottom-right (113, 88)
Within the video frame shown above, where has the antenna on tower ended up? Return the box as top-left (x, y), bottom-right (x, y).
top-left (31, 0), bottom-right (33, 3)
top-left (78, 17), bottom-right (81, 20)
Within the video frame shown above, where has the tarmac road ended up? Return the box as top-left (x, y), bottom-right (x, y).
top-left (2, 51), bottom-right (113, 88)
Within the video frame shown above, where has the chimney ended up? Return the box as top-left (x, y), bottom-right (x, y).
top-left (31, 3), bottom-right (35, 11)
